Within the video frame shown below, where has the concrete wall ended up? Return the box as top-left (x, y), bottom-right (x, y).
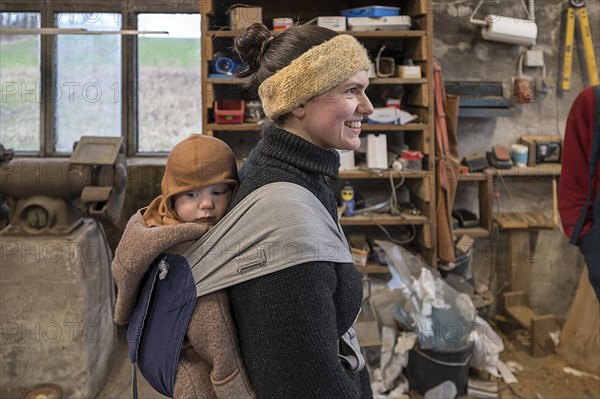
top-left (433, 0), bottom-right (600, 317)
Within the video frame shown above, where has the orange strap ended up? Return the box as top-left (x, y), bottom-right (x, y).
top-left (433, 59), bottom-right (450, 189)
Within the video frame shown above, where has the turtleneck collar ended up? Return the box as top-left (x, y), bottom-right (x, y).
top-left (256, 124), bottom-right (340, 179)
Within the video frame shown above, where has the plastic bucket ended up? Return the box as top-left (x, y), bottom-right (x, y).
top-left (405, 342), bottom-right (473, 394)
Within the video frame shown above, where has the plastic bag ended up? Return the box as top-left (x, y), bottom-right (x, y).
top-left (376, 240), bottom-right (477, 350)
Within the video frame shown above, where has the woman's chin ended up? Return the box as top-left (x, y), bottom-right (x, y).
top-left (340, 139), bottom-right (361, 151)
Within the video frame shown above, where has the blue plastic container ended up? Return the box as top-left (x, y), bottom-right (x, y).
top-left (340, 6), bottom-right (401, 17)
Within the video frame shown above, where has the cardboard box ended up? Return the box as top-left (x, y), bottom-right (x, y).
top-left (227, 5), bottom-right (262, 30)
top-left (397, 65), bottom-right (421, 79)
top-left (348, 233), bottom-right (370, 267)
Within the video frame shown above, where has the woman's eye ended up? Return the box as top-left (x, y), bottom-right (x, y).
top-left (346, 87), bottom-right (357, 94)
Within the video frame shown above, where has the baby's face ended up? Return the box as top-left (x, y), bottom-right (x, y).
top-left (172, 183), bottom-right (233, 225)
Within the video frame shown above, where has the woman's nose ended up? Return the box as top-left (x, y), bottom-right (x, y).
top-left (358, 94), bottom-right (374, 116)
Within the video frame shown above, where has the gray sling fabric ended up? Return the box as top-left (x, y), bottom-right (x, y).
top-left (183, 182), bottom-right (353, 297)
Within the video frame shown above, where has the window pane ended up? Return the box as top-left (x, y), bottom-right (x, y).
top-left (0, 12), bottom-right (40, 152)
top-left (137, 14), bottom-right (201, 153)
top-left (55, 13), bottom-right (121, 153)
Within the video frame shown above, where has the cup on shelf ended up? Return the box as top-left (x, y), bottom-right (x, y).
top-left (510, 143), bottom-right (528, 168)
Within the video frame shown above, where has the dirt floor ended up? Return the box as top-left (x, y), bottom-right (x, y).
top-left (488, 335), bottom-right (599, 399)
top-left (402, 331), bottom-right (600, 399)
top-left (96, 327), bottom-right (599, 399)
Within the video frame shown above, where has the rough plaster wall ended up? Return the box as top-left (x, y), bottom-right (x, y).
top-left (434, 0), bottom-right (600, 317)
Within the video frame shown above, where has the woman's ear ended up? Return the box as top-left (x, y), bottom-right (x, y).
top-left (291, 105), bottom-right (305, 119)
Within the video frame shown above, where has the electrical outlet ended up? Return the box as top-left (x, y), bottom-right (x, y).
top-left (525, 50), bottom-right (545, 67)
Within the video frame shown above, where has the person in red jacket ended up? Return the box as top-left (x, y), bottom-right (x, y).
top-left (558, 84), bottom-right (600, 300)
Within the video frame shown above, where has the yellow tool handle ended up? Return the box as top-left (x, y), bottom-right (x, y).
top-left (561, 7), bottom-right (576, 91)
top-left (578, 7), bottom-right (600, 86)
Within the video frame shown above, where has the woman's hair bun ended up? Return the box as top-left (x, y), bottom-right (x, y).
top-left (234, 23), bottom-right (273, 77)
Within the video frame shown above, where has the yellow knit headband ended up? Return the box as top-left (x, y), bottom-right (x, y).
top-left (258, 35), bottom-right (372, 120)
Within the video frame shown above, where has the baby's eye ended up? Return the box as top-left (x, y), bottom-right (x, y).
top-left (213, 190), bottom-right (229, 196)
top-left (184, 192), bottom-right (199, 199)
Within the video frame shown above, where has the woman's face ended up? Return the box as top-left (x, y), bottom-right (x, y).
top-left (294, 70), bottom-right (374, 150)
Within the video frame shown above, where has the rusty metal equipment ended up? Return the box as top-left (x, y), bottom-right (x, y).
top-left (0, 136), bottom-right (126, 398)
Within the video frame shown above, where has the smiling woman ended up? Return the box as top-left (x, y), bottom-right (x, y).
top-left (225, 23), bottom-right (375, 399)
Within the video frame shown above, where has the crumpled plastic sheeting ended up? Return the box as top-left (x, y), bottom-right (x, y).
top-left (376, 240), bottom-right (477, 350)
top-left (370, 328), bottom-right (415, 396)
top-left (370, 368), bottom-right (410, 398)
top-left (410, 267), bottom-right (451, 339)
top-left (379, 327), bottom-right (417, 392)
top-left (470, 315), bottom-right (504, 377)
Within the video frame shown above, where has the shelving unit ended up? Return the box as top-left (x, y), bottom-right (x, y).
top-left (454, 172), bottom-right (493, 237)
top-left (200, 0), bottom-right (435, 263)
top-left (452, 164), bottom-right (561, 238)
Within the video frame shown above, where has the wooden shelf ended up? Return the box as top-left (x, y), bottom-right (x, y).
top-left (485, 163), bottom-right (561, 177)
top-left (203, 0), bottom-right (435, 264)
top-left (206, 78), bottom-right (249, 84)
top-left (346, 30), bottom-right (427, 38)
top-left (339, 169), bottom-right (429, 179)
top-left (458, 172), bottom-right (487, 181)
top-left (206, 29), bottom-right (426, 38)
top-left (356, 263), bottom-right (391, 274)
top-left (361, 123), bottom-right (428, 131)
top-left (494, 212), bottom-right (556, 230)
top-left (207, 77), bottom-right (426, 85)
top-left (454, 226), bottom-right (490, 237)
top-left (207, 123), bottom-right (429, 132)
top-left (370, 78), bottom-right (427, 85)
top-left (207, 123), bottom-right (261, 131)
top-left (340, 213), bottom-right (428, 226)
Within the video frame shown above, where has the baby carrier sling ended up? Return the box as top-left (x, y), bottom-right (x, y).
top-left (127, 182), bottom-right (363, 398)
top-left (570, 85), bottom-right (600, 300)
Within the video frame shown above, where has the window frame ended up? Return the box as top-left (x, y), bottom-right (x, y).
top-left (0, 0), bottom-right (201, 157)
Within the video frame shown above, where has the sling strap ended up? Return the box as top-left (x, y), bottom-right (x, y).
top-left (129, 183), bottom-right (363, 397)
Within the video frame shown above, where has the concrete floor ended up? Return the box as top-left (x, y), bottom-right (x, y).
top-left (96, 338), bottom-right (167, 399)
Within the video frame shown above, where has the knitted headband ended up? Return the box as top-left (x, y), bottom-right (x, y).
top-left (258, 34), bottom-right (371, 120)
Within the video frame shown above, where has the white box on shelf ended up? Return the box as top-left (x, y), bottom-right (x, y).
top-left (337, 149), bottom-right (356, 171)
top-left (347, 15), bottom-right (411, 31)
top-left (367, 134), bottom-right (388, 170)
top-left (306, 16), bottom-right (346, 31)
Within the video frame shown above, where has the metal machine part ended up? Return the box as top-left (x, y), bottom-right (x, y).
top-left (0, 136), bottom-right (127, 234)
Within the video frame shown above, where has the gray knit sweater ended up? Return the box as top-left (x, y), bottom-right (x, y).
top-left (228, 125), bottom-right (373, 399)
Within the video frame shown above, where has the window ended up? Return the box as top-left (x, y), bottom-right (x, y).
top-left (137, 14), bottom-right (201, 152)
top-left (55, 13), bottom-right (122, 152)
top-left (0, 1), bottom-right (201, 156)
top-left (0, 12), bottom-right (41, 152)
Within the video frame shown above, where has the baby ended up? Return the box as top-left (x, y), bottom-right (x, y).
top-left (111, 134), bottom-right (254, 398)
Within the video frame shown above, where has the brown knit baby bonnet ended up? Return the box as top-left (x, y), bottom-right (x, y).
top-left (143, 134), bottom-right (239, 227)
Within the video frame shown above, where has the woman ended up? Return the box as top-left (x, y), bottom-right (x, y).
top-left (229, 24), bottom-right (375, 398)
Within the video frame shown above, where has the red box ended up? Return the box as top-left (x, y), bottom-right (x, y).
top-left (214, 100), bottom-right (245, 124)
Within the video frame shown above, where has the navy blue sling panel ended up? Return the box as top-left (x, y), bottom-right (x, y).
top-left (128, 254), bottom-right (197, 397)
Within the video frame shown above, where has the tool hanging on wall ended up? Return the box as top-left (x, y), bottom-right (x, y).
top-left (560, 0), bottom-right (599, 92)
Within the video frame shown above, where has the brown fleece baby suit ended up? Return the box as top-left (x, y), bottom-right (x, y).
top-left (111, 134), bottom-right (254, 398)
